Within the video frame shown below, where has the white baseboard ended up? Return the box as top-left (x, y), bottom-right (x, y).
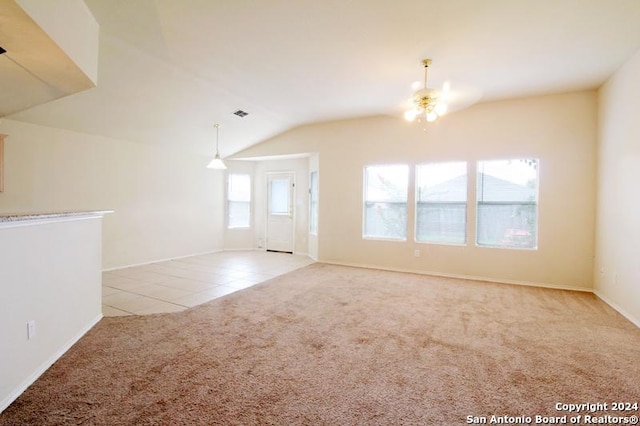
top-left (227, 247), bottom-right (310, 258)
top-left (322, 260), bottom-right (593, 293)
top-left (593, 290), bottom-right (640, 328)
top-left (0, 314), bottom-right (103, 413)
top-left (103, 249), bottom-right (223, 272)
top-left (103, 248), bottom-right (314, 272)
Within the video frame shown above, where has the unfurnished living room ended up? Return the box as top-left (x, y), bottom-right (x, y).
top-left (1, 0), bottom-right (640, 424)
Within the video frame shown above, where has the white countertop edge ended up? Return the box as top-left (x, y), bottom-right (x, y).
top-left (0, 210), bottom-right (114, 229)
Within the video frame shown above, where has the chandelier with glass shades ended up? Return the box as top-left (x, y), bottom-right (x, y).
top-left (206, 123), bottom-right (227, 170)
top-left (404, 59), bottom-right (448, 123)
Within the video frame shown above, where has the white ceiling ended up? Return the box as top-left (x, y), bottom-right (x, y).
top-left (7, 0), bottom-right (640, 157)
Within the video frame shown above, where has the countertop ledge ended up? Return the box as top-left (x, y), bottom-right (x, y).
top-left (0, 210), bottom-right (114, 226)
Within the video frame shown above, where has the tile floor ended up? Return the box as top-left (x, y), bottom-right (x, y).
top-left (102, 251), bottom-right (314, 316)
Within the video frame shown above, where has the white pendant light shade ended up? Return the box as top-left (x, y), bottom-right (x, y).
top-left (207, 154), bottom-right (226, 170)
top-left (434, 103), bottom-right (447, 116)
top-left (207, 124), bottom-right (226, 170)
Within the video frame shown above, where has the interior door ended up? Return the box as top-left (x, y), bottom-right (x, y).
top-left (266, 172), bottom-right (295, 253)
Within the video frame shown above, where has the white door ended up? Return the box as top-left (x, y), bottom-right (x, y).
top-left (266, 172), bottom-right (295, 253)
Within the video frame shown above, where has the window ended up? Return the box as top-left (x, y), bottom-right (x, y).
top-left (363, 164), bottom-right (409, 240)
top-left (477, 159), bottom-right (538, 249)
top-left (309, 171), bottom-right (319, 235)
top-left (416, 162), bottom-right (467, 244)
top-left (227, 173), bottom-right (251, 228)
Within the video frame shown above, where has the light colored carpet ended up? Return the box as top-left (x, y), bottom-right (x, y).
top-left (1, 263), bottom-right (639, 425)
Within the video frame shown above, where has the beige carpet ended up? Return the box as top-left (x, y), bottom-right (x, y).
top-left (1, 263), bottom-right (639, 425)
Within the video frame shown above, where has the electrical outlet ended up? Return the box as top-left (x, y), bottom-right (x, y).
top-left (414, 249), bottom-right (421, 257)
top-left (27, 320), bottom-right (36, 340)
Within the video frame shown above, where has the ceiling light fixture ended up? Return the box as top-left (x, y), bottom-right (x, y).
top-left (404, 59), bottom-right (447, 123)
top-left (206, 124), bottom-right (227, 170)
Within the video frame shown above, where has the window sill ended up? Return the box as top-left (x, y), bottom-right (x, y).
top-left (363, 236), bottom-right (407, 242)
top-left (476, 244), bottom-right (538, 251)
top-left (415, 240), bottom-right (467, 247)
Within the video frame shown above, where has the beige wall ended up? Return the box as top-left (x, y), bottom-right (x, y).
top-left (235, 91), bottom-right (598, 290)
top-left (595, 49), bottom-right (640, 326)
top-left (0, 119), bottom-right (224, 269)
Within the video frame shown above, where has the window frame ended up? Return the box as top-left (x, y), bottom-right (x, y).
top-left (309, 170), bottom-right (319, 235)
top-left (476, 158), bottom-right (539, 250)
top-left (227, 173), bottom-right (251, 229)
top-left (362, 164), bottom-right (409, 242)
top-left (415, 161), bottom-right (468, 246)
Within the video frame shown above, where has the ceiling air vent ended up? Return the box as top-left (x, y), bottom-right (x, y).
top-left (233, 110), bottom-right (249, 117)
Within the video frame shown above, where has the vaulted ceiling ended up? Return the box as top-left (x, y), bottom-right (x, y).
top-left (6, 0), bottom-right (640, 157)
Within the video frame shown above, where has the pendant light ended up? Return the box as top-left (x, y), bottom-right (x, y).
top-left (206, 124), bottom-right (226, 170)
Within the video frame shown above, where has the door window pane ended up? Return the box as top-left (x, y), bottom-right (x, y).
top-left (269, 178), bottom-right (290, 215)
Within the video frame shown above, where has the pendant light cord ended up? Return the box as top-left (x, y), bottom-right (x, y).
top-left (214, 124), bottom-right (220, 156)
